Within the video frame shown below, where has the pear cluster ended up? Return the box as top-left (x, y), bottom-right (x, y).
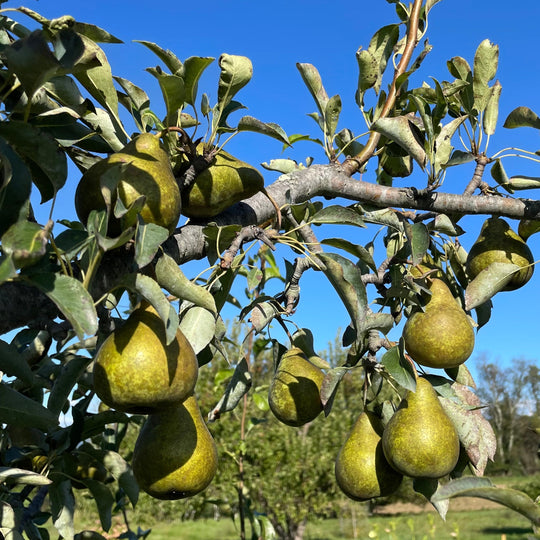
top-left (93, 303), bottom-right (217, 500)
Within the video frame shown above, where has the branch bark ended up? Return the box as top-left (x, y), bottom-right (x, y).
top-left (2, 162), bottom-right (540, 335)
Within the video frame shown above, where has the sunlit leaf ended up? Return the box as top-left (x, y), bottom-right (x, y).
top-left (134, 222), bottom-right (169, 268)
top-left (146, 68), bottom-right (185, 120)
top-left (237, 116), bottom-right (290, 146)
top-left (217, 54), bottom-right (253, 113)
top-left (179, 305), bottom-right (216, 354)
top-left (381, 342), bottom-right (416, 392)
top-left (296, 63), bottom-right (329, 116)
top-left (155, 254), bottom-right (217, 314)
top-left (472, 39), bottom-right (499, 112)
top-left (483, 81), bottom-right (502, 136)
top-left (311, 205), bottom-right (366, 228)
top-left (135, 40), bottom-right (183, 74)
top-left (182, 56), bottom-right (215, 106)
top-left (464, 262), bottom-right (520, 310)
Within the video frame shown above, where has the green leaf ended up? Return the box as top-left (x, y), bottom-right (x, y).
top-left (503, 106), bottom-right (540, 130)
top-left (506, 175), bottom-right (540, 191)
top-left (447, 56), bottom-right (474, 112)
top-left (371, 116), bottom-right (426, 168)
top-left (433, 116), bottom-right (467, 172)
top-left (1, 220), bottom-right (49, 268)
top-left (135, 40), bottom-right (183, 74)
top-left (208, 357), bottom-right (252, 421)
top-left (366, 24), bottom-right (400, 95)
top-left (464, 262), bottom-right (521, 310)
top-left (324, 95), bottom-right (342, 139)
top-left (84, 479), bottom-right (114, 531)
top-left (317, 252), bottom-right (368, 338)
top-left (134, 222), bottom-right (169, 269)
top-left (155, 253), bottom-right (217, 314)
top-left (296, 63), bottom-right (329, 116)
top-left (74, 35), bottom-right (125, 142)
top-left (381, 342), bottom-right (416, 392)
top-left (4, 30), bottom-right (59, 99)
top-left (49, 480), bottom-right (75, 540)
top-left (118, 273), bottom-right (178, 345)
top-left (405, 222), bottom-right (429, 266)
top-left (25, 273), bottom-right (98, 340)
top-left (47, 355), bottom-right (92, 416)
top-left (483, 81), bottom-right (502, 136)
top-left (216, 54), bottom-right (253, 113)
top-left (432, 478), bottom-right (540, 527)
top-left (146, 68), bottom-right (185, 120)
top-left (72, 22), bottom-right (123, 44)
top-left (0, 121), bottom-right (67, 202)
top-left (473, 39), bottom-right (499, 113)
top-left (179, 305), bottom-right (216, 355)
top-left (0, 384), bottom-right (58, 430)
top-left (320, 366), bottom-right (350, 415)
top-left (182, 56), bottom-right (215, 106)
top-left (439, 384), bottom-right (496, 475)
top-left (311, 205), bottom-right (366, 228)
top-left (490, 158), bottom-right (513, 193)
top-left (0, 138), bottom-right (32, 236)
top-left (0, 340), bottom-right (33, 385)
top-left (237, 116), bottom-right (290, 146)
top-left (356, 49), bottom-right (378, 102)
top-left (320, 238), bottom-right (377, 270)
top-left (414, 478), bottom-right (448, 519)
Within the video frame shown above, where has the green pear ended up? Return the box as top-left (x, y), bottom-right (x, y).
top-left (466, 216), bottom-right (534, 291)
top-left (268, 347), bottom-right (324, 427)
top-left (182, 146), bottom-right (264, 219)
top-left (402, 278), bottom-right (474, 369)
top-left (132, 395), bottom-right (218, 500)
top-left (335, 411), bottom-right (403, 501)
top-left (382, 377), bottom-right (460, 478)
top-left (93, 303), bottom-right (198, 414)
top-left (75, 133), bottom-right (182, 234)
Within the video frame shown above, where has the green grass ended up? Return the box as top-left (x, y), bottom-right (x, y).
top-left (126, 508), bottom-right (534, 540)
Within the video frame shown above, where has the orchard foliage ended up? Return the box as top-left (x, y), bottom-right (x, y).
top-left (0, 1), bottom-right (539, 539)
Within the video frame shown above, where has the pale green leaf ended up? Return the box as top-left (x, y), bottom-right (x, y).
top-left (155, 253), bottom-right (217, 314)
top-left (146, 68), bottom-right (185, 119)
top-left (237, 116), bottom-right (290, 146)
top-left (25, 273), bottom-right (98, 340)
top-left (483, 81), bottom-right (502, 136)
top-left (473, 39), bottom-right (499, 112)
top-left (324, 94), bottom-right (342, 139)
top-left (135, 40), bottom-right (183, 74)
top-left (179, 305), bottom-right (216, 354)
top-left (464, 262), bottom-right (520, 310)
top-left (381, 342), bottom-right (416, 392)
top-left (134, 222), bottom-right (169, 269)
top-left (182, 56), bottom-right (215, 106)
top-left (217, 54), bottom-right (253, 112)
top-left (311, 205), bottom-right (366, 228)
top-left (503, 106), bottom-right (540, 130)
top-left (296, 63), bottom-right (329, 116)
top-left (371, 116), bottom-right (426, 168)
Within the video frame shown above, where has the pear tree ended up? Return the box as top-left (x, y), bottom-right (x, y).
top-left (0, 2), bottom-right (540, 539)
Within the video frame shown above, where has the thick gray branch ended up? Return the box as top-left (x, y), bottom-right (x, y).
top-left (3, 163), bottom-right (540, 335)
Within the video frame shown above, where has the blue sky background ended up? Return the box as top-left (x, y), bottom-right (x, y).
top-left (7, 1), bottom-right (540, 376)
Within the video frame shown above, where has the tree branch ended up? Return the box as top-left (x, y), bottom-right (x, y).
top-left (2, 162), bottom-right (540, 335)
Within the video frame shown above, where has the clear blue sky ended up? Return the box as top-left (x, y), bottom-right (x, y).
top-left (9, 1), bottom-right (540, 373)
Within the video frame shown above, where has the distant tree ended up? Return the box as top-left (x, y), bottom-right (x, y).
top-left (476, 357), bottom-right (540, 474)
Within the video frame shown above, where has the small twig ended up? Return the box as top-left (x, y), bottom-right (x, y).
top-left (463, 154), bottom-right (492, 196)
top-left (361, 256), bottom-right (395, 286)
top-left (219, 225), bottom-right (279, 270)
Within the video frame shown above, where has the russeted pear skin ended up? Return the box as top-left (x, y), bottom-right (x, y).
top-left (382, 377), bottom-right (460, 479)
top-left (75, 133), bottom-right (181, 234)
top-left (335, 411), bottom-right (403, 501)
top-left (402, 278), bottom-right (474, 369)
top-left (268, 347), bottom-right (324, 427)
top-left (132, 395), bottom-right (218, 500)
top-left (466, 217), bottom-right (534, 291)
top-left (93, 304), bottom-right (198, 414)
top-left (182, 147), bottom-right (264, 218)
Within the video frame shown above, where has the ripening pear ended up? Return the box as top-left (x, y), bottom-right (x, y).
top-left (466, 216), bottom-right (534, 291)
top-left (268, 347), bottom-right (324, 427)
top-left (402, 278), bottom-right (475, 369)
top-left (93, 303), bottom-right (198, 414)
top-left (182, 145), bottom-right (264, 218)
top-left (132, 395), bottom-right (218, 500)
top-left (335, 411), bottom-right (403, 501)
top-left (382, 377), bottom-right (460, 479)
top-left (75, 133), bottom-right (182, 234)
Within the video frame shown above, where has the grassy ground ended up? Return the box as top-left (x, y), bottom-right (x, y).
top-left (120, 507), bottom-right (534, 540)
